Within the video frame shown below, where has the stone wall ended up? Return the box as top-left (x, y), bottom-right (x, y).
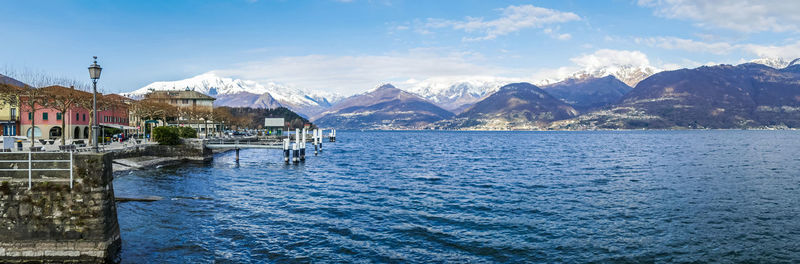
top-left (108, 138), bottom-right (212, 162)
top-left (0, 153), bottom-right (120, 263)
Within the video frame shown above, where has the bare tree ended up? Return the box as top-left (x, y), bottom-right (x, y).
top-left (213, 107), bottom-right (234, 135)
top-left (130, 99), bottom-right (177, 139)
top-left (74, 92), bottom-right (115, 145)
top-left (16, 80), bottom-right (53, 147)
top-left (42, 82), bottom-right (88, 145)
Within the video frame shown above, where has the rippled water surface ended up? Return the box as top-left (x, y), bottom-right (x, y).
top-left (114, 130), bottom-right (800, 263)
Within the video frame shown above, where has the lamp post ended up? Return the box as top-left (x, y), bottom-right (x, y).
top-left (88, 56), bottom-right (102, 153)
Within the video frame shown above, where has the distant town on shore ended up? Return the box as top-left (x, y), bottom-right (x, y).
top-left (0, 75), bottom-right (310, 147)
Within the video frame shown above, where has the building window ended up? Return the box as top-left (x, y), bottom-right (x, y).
top-left (182, 99), bottom-right (189, 104)
top-left (43, 112), bottom-right (48, 120)
top-left (76, 113), bottom-right (79, 121)
top-left (29, 112), bottom-right (32, 120)
top-left (57, 112), bottom-right (62, 120)
top-left (10, 108), bottom-right (15, 120)
top-left (82, 114), bottom-right (86, 121)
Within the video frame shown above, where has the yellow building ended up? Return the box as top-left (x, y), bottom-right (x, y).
top-left (1, 74), bottom-right (23, 136)
top-left (0, 97), bottom-right (19, 136)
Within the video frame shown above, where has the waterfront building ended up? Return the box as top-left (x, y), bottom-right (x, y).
top-left (19, 86), bottom-right (129, 141)
top-left (143, 88), bottom-right (219, 136)
top-left (264, 118), bottom-right (285, 135)
top-left (144, 89), bottom-right (215, 113)
top-left (0, 75), bottom-right (23, 136)
top-left (0, 98), bottom-right (19, 136)
top-left (100, 94), bottom-right (132, 127)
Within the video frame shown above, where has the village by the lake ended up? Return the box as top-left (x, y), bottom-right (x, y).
top-left (2, 1), bottom-right (800, 263)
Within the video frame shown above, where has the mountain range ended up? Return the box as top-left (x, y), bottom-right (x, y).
top-left (402, 77), bottom-right (515, 114)
top-left (552, 62), bottom-right (800, 129)
top-left (118, 57), bottom-right (800, 130)
top-left (542, 75), bottom-right (632, 112)
top-left (122, 72), bottom-right (342, 117)
top-left (434, 83), bottom-right (579, 130)
top-left (312, 84), bottom-right (454, 129)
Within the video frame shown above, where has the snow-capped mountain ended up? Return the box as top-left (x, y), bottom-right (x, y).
top-left (313, 84), bottom-right (454, 129)
top-left (537, 64), bottom-right (659, 88)
top-left (401, 77), bottom-right (521, 113)
top-left (124, 72), bottom-right (267, 97)
top-left (123, 72), bottom-right (343, 116)
top-left (401, 64), bottom-right (659, 113)
top-left (749, 57), bottom-right (799, 69)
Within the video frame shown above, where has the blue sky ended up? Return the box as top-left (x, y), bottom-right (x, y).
top-left (2, 0), bottom-right (799, 95)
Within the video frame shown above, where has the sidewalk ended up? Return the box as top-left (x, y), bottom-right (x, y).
top-left (5, 139), bottom-right (157, 153)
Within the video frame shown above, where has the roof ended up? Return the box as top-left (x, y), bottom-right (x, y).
top-left (40, 85), bottom-right (90, 94)
top-left (105, 94), bottom-right (137, 106)
top-left (145, 90), bottom-right (215, 101)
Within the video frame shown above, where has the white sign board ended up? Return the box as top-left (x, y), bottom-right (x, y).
top-left (264, 118), bottom-right (285, 127)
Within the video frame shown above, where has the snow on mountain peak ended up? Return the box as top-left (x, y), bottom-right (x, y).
top-left (399, 76), bottom-right (521, 112)
top-left (122, 72), bottom-right (341, 108)
top-left (403, 76), bottom-right (519, 102)
top-left (750, 57), bottom-right (796, 69)
top-left (124, 72), bottom-right (267, 96)
top-left (576, 63), bottom-right (658, 87)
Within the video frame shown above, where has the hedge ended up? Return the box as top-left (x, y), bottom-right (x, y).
top-left (152, 126), bottom-right (181, 145)
top-left (178, 126), bottom-right (197, 138)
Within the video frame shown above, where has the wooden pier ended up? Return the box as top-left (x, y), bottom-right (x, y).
top-left (204, 128), bottom-right (335, 163)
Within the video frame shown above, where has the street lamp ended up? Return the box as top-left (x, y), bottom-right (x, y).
top-left (88, 56), bottom-right (102, 153)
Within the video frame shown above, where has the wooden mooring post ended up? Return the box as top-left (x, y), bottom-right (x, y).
top-left (293, 128), bottom-right (300, 164)
top-left (283, 137), bottom-right (290, 164)
top-left (300, 128), bottom-right (306, 162)
top-left (314, 129), bottom-right (319, 156)
top-left (319, 129), bottom-right (323, 152)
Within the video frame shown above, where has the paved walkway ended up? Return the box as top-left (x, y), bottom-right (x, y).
top-left (4, 139), bottom-right (157, 153)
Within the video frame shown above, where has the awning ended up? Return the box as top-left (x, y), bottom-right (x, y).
top-left (99, 123), bottom-right (138, 130)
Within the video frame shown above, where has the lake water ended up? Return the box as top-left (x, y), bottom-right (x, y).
top-left (114, 130), bottom-right (800, 263)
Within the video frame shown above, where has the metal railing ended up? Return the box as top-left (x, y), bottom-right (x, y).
top-left (204, 139), bottom-right (284, 149)
top-left (0, 152), bottom-right (74, 190)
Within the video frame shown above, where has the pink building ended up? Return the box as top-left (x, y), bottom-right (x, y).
top-left (19, 86), bottom-right (129, 141)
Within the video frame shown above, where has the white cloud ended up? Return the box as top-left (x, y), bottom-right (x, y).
top-left (424, 4), bottom-right (580, 41)
top-left (214, 48), bottom-right (670, 96)
top-left (215, 49), bottom-right (533, 95)
top-left (739, 40), bottom-right (800, 58)
top-left (638, 0), bottom-right (800, 33)
top-left (636, 36), bottom-right (735, 54)
top-left (570, 49), bottom-right (653, 72)
top-left (639, 35), bottom-right (800, 59)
